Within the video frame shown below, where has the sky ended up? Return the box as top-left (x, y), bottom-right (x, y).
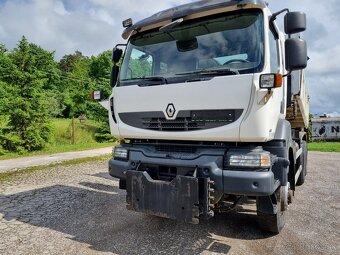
top-left (0, 0), bottom-right (339, 115)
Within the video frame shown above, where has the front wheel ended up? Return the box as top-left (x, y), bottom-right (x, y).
top-left (257, 187), bottom-right (286, 234)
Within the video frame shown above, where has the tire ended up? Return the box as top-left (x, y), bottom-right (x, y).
top-left (296, 141), bottom-right (307, 186)
top-left (257, 188), bottom-right (286, 234)
top-left (304, 140), bottom-right (308, 176)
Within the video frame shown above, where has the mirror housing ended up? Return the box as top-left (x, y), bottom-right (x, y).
top-left (284, 12), bottom-right (306, 34)
top-left (176, 38), bottom-right (198, 52)
top-left (110, 66), bottom-right (119, 87)
top-left (110, 45), bottom-right (126, 87)
top-left (285, 38), bottom-right (307, 72)
top-left (112, 48), bottom-right (123, 64)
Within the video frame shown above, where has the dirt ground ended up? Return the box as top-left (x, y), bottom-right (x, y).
top-left (0, 151), bottom-right (339, 254)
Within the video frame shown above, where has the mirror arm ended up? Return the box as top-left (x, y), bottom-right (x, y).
top-left (269, 9), bottom-right (289, 39)
top-left (112, 44), bottom-right (127, 63)
top-left (283, 71), bottom-right (291, 78)
top-left (270, 8), bottom-right (289, 23)
top-left (114, 43), bottom-right (127, 49)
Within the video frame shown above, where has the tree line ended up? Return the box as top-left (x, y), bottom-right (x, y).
top-left (0, 36), bottom-right (113, 154)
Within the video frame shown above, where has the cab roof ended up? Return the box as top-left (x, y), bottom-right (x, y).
top-left (122, 0), bottom-right (267, 39)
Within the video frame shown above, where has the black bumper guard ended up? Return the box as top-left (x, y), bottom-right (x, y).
top-left (126, 170), bottom-right (214, 224)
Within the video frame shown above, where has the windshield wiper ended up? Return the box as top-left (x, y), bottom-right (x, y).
top-left (176, 68), bottom-right (239, 76)
top-left (120, 76), bottom-right (167, 86)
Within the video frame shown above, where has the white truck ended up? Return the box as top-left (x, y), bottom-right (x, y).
top-left (108, 0), bottom-right (309, 234)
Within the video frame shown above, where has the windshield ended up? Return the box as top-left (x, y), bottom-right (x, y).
top-left (119, 10), bottom-right (263, 86)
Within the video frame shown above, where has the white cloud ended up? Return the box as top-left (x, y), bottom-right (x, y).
top-left (88, 0), bottom-right (189, 15)
top-left (308, 74), bottom-right (340, 113)
top-left (88, 8), bottom-right (115, 26)
top-left (0, 24), bottom-right (7, 39)
top-left (0, 0), bottom-right (117, 58)
top-left (308, 45), bottom-right (340, 76)
top-left (327, 112), bottom-right (340, 117)
top-left (54, 1), bottom-right (69, 16)
top-left (0, 0), bottom-right (191, 58)
top-left (0, 0), bottom-right (338, 115)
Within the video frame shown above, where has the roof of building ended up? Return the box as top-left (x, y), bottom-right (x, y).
top-left (312, 117), bottom-right (340, 123)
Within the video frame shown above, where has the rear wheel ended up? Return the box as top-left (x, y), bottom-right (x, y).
top-left (296, 140), bottom-right (307, 186)
top-left (257, 187), bottom-right (286, 234)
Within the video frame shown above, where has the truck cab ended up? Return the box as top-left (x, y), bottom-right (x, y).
top-left (108, 0), bottom-right (308, 234)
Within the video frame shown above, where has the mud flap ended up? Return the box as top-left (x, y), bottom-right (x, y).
top-left (126, 170), bottom-right (200, 224)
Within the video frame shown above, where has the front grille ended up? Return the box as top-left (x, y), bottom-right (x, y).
top-left (119, 109), bottom-right (243, 132)
top-left (155, 144), bottom-right (197, 153)
top-left (143, 117), bottom-right (203, 131)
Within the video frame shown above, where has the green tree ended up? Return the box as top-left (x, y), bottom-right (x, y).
top-left (0, 43), bottom-right (7, 54)
top-left (88, 51), bottom-right (114, 142)
top-left (1, 38), bottom-right (117, 149)
top-left (59, 50), bottom-right (84, 73)
top-left (0, 36), bottom-right (52, 152)
top-left (0, 48), bottom-right (18, 153)
top-left (0, 80), bottom-right (11, 154)
top-left (90, 50), bottom-right (111, 80)
top-left (308, 113), bottom-right (313, 142)
top-left (89, 50), bottom-right (112, 100)
top-left (58, 51), bottom-right (93, 118)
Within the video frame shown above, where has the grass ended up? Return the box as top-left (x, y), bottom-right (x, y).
top-left (0, 154), bottom-right (111, 183)
top-left (50, 118), bottom-right (99, 145)
top-left (0, 118), bottom-right (116, 160)
top-left (308, 142), bottom-right (340, 152)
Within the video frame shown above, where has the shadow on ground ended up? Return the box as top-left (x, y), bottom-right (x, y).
top-left (0, 173), bottom-right (270, 254)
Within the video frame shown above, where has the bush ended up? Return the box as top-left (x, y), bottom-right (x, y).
top-left (95, 122), bottom-right (116, 143)
top-left (0, 145), bottom-right (7, 155)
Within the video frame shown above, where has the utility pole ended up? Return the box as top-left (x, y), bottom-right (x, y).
top-left (72, 117), bottom-right (76, 144)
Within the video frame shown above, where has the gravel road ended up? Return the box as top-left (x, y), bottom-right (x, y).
top-left (0, 147), bottom-right (113, 173)
top-left (0, 151), bottom-right (339, 255)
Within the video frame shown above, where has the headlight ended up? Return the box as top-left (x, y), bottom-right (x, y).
top-left (227, 149), bottom-right (271, 168)
top-left (113, 147), bottom-right (129, 160)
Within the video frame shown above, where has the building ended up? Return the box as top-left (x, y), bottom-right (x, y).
top-left (312, 115), bottom-right (340, 141)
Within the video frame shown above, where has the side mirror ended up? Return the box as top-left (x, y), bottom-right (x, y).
top-left (110, 66), bottom-right (119, 87)
top-left (112, 48), bottom-right (123, 64)
top-left (111, 46), bottom-right (125, 87)
top-left (284, 12), bottom-right (306, 34)
top-left (285, 38), bottom-right (307, 72)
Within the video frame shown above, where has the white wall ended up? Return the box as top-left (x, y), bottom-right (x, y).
top-left (312, 119), bottom-right (340, 141)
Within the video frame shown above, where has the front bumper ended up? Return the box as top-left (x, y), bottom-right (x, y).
top-left (109, 147), bottom-right (278, 196)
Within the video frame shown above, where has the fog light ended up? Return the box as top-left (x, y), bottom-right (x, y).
top-left (113, 147), bottom-right (128, 160)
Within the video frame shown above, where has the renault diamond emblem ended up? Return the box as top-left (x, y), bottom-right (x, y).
top-left (166, 103), bottom-right (176, 118)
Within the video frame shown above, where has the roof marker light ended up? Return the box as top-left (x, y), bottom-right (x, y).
top-left (122, 18), bottom-right (133, 28)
